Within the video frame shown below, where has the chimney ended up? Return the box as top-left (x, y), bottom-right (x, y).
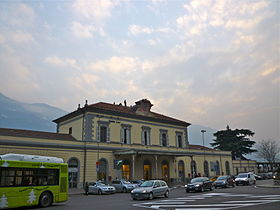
top-left (77, 104), bottom-right (81, 110)
top-left (134, 99), bottom-right (153, 112)
top-left (84, 100), bottom-right (88, 107)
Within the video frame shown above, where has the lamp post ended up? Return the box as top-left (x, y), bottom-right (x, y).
top-left (201, 130), bottom-right (206, 176)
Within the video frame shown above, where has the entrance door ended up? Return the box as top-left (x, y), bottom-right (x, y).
top-left (178, 160), bottom-right (185, 183)
top-left (68, 158), bottom-right (79, 188)
top-left (97, 158), bottom-right (108, 182)
top-left (162, 160), bottom-right (169, 181)
top-left (143, 160), bottom-right (152, 180)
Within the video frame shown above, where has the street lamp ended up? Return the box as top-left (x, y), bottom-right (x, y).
top-left (201, 130), bottom-right (206, 176)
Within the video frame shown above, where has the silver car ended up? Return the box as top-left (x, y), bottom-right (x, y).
top-left (131, 180), bottom-right (169, 200)
top-left (88, 182), bottom-right (116, 195)
top-left (111, 180), bottom-right (135, 192)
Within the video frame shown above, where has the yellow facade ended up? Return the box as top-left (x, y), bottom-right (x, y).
top-left (0, 99), bottom-right (235, 189)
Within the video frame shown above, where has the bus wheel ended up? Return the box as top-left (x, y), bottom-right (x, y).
top-left (39, 191), bottom-right (53, 208)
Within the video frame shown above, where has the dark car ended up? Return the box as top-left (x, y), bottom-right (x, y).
top-left (131, 180), bottom-right (169, 200)
top-left (185, 177), bottom-right (213, 192)
top-left (213, 175), bottom-right (235, 188)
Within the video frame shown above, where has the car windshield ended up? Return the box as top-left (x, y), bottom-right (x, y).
top-left (237, 174), bottom-right (248, 178)
top-left (140, 181), bottom-right (154, 187)
top-left (217, 176), bottom-right (228, 180)
top-left (191, 178), bottom-right (205, 183)
top-left (123, 181), bottom-right (131, 184)
top-left (97, 182), bottom-right (106, 186)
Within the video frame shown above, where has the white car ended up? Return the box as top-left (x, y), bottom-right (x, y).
top-left (235, 173), bottom-right (256, 186)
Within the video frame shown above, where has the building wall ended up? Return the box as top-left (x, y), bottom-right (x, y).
top-left (58, 115), bottom-right (83, 141)
top-left (232, 160), bottom-right (258, 175)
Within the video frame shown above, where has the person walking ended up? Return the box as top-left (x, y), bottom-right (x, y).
top-left (85, 182), bottom-right (89, 195)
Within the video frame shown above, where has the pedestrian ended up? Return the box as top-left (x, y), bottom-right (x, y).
top-left (85, 182), bottom-right (89, 195)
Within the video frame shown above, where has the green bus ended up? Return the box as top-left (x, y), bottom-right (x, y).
top-left (0, 153), bottom-right (68, 209)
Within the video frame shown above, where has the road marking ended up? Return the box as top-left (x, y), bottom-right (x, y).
top-left (132, 193), bottom-right (280, 210)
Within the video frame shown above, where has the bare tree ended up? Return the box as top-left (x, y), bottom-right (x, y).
top-left (257, 139), bottom-right (280, 172)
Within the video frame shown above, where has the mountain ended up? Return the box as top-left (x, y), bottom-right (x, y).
top-left (0, 93), bottom-right (67, 132)
top-left (0, 93), bottom-right (218, 148)
top-left (188, 124), bottom-right (218, 147)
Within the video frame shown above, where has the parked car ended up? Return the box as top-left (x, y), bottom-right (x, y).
top-left (131, 180), bottom-right (144, 188)
top-left (235, 173), bottom-right (256, 185)
top-left (131, 180), bottom-right (169, 200)
top-left (111, 180), bottom-right (135, 192)
top-left (185, 177), bottom-right (213, 192)
top-left (88, 181), bottom-right (116, 195)
top-left (213, 175), bottom-right (235, 188)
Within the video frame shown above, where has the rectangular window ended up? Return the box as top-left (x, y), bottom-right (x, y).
top-left (160, 129), bottom-right (168, 147)
top-left (176, 132), bottom-right (183, 148)
top-left (69, 127), bottom-right (72, 135)
top-left (121, 124), bottom-right (131, 144)
top-left (100, 126), bottom-right (107, 142)
top-left (142, 127), bottom-right (151, 146)
top-left (0, 167), bottom-right (59, 187)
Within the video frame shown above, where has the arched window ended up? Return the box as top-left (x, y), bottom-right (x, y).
top-left (68, 157), bottom-right (79, 188)
top-left (216, 161), bottom-right (220, 175)
top-left (204, 161), bottom-right (209, 177)
top-left (225, 161), bottom-right (230, 175)
top-left (191, 160), bottom-right (197, 178)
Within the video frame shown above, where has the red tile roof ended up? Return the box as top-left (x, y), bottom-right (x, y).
top-left (0, 128), bottom-right (76, 141)
top-left (188, 144), bottom-right (216, 151)
top-left (54, 101), bottom-right (190, 127)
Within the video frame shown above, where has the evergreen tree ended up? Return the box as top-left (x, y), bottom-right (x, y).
top-left (211, 125), bottom-right (256, 160)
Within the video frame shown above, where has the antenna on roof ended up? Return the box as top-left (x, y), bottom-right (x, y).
top-left (124, 100), bottom-right (127, 107)
top-left (84, 100), bottom-right (88, 107)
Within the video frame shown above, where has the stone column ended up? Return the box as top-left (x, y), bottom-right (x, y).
top-left (132, 154), bottom-right (135, 180)
top-left (155, 155), bottom-right (158, 179)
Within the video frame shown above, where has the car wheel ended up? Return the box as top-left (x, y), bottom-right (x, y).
top-left (236, 183), bottom-right (239, 186)
top-left (132, 198), bottom-right (137, 200)
top-left (39, 191), bottom-right (52, 208)
top-left (201, 187), bottom-right (205, 192)
top-left (123, 187), bottom-right (127, 193)
top-left (214, 186), bottom-right (217, 189)
top-left (98, 189), bottom-right (102, 195)
top-left (186, 189), bottom-right (189, 193)
top-left (164, 190), bottom-right (169, 198)
top-left (232, 184), bottom-right (235, 187)
top-left (149, 192), bottom-right (153, 200)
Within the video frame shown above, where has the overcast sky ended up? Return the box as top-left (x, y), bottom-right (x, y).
top-left (0, 0), bottom-right (279, 143)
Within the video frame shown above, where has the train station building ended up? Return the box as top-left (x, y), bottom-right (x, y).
top-left (0, 99), bottom-right (256, 189)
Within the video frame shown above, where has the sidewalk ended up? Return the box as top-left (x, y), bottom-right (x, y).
top-left (69, 188), bottom-right (85, 195)
top-left (256, 179), bottom-right (280, 188)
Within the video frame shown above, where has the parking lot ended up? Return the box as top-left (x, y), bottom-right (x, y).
top-left (37, 179), bottom-right (280, 210)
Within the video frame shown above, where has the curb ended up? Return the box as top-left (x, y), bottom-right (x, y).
top-left (256, 185), bottom-right (280, 189)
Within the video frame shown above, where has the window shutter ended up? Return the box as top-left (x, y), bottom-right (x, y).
top-left (96, 125), bottom-right (100, 142)
top-left (141, 130), bottom-right (144, 145)
top-left (107, 126), bottom-right (110, 142)
top-left (166, 133), bottom-right (169, 147)
top-left (159, 132), bottom-right (162, 146)
top-left (121, 128), bottom-right (124, 144)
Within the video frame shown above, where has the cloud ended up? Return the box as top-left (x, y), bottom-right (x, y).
top-left (72, 0), bottom-right (117, 21)
top-left (261, 65), bottom-right (279, 77)
top-left (129, 24), bottom-right (171, 35)
top-left (88, 56), bottom-right (140, 74)
top-left (10, 31), bottom-right (35, 44)
top-left (44, 56), bottom-right (79, 69)
top-left (9, 3), bottom-right (35, 27)
top-left (71, 21), bottom-right (96, 38)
